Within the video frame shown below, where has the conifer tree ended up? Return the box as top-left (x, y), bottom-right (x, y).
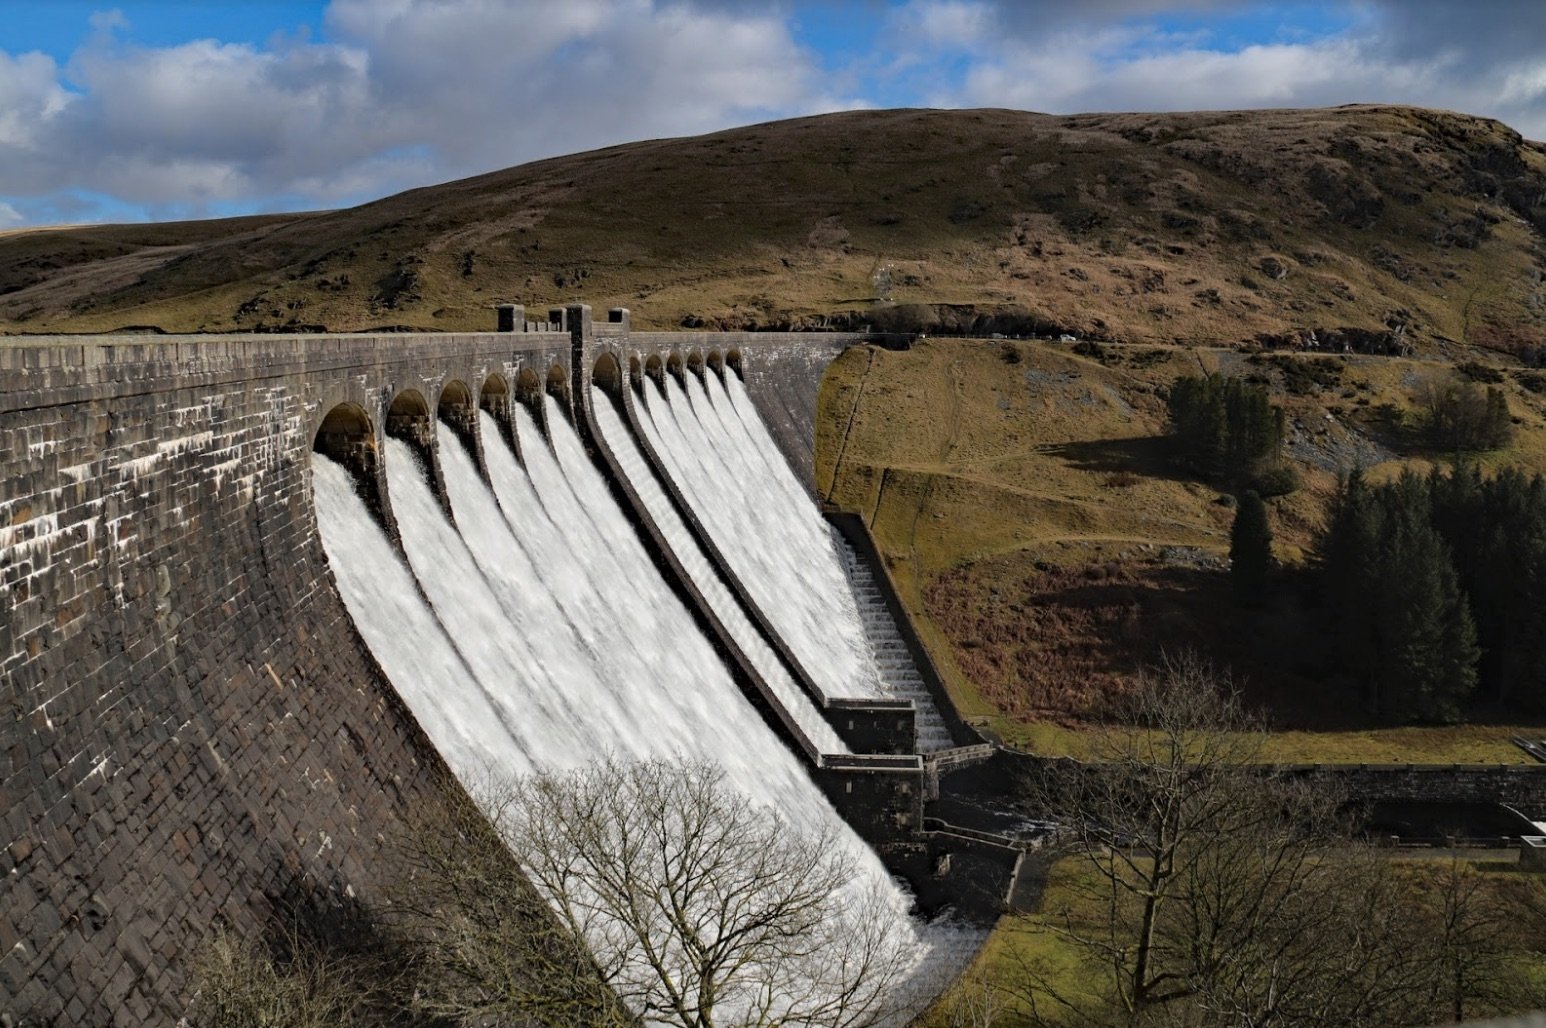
top-left (1317, 465), bottom-right (1543, 720)
top-left (1319, 470), bottom-right (1382, 702)
top-left (1166, 372), bottom-right (1285, 483)
top-left (1229, 490), bottom-right (1272, 607)
top-left (1372, 502), bottom-right (1478, 723)
top-left (1472, 470), bottom-right (1546, 709)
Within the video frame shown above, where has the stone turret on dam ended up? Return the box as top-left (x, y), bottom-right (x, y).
top-left (0, 308), bottom-right (1007, 1024)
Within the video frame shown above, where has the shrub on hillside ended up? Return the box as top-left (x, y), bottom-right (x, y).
top-left (1165, 372), bottom-right (1293, 489)
top-left (1417, 378), bottom-right (1513, 451)
top-left (1250, 463), bottom-right (1302, 498)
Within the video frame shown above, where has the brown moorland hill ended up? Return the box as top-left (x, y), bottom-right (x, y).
top-left (816, 336), bottom-right (1546, 762)
top-left (5, 105), bottom-right (1546, 352)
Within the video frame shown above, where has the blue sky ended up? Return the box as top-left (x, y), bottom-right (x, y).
top-left (2, 1), bottom-right (1543, 227)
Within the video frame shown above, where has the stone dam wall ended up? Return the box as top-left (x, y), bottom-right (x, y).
top-left (0, 314), bottom-right (892, 1024)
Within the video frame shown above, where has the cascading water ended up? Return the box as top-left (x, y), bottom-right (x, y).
top-left (311, 406), bottom-right (977, 1020)
top-left (312, 457), bottom-right (512, 774)
top-left (590, 390), bottom-right (847, 755)
top-left (718, 373), bottom-right (956, 751)
top-left (637, 373), bottom-right (879, 699)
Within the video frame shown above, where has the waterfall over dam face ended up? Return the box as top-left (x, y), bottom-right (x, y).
top-left (627, 369), bottom-right (956, 751)
top-left (639, 373), bottom-right (882, 701)
top-left (0, 316), bottom-right (1002, 1024)
top-left (314, 393), bottom-right (974, 1020)
top-left (592, 387), bottom-right (849, 755)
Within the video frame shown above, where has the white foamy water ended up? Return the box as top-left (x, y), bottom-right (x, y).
top-left (591, 390), bottom-right (847, 755)
top-left (311, 414), bottom-right (981, 1021)
top-left (638, 374), bottom-right (882, 700)
top-left (312, 458), bottom-right (513, 774)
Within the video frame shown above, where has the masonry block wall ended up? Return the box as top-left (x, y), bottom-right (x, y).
top-left (0, 331), bottom-right (568, 1024)
top-left (1002, 752), bottom-right (1546, 823)
top-left (1287, 764), bottom-right (1546, 817)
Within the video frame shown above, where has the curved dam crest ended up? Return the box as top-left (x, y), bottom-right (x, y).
top-left (0, 307), bottom-right (1006, 1024)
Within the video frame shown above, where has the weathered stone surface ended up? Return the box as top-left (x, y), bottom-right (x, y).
top-left (0, 330), bottom-right (571, 1024)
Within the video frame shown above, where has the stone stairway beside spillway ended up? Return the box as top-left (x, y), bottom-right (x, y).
top-left (837, 534), bottom-right (955, 752)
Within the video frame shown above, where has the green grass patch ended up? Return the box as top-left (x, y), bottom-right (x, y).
top-left (988, 719), bottom-right (1541, 765)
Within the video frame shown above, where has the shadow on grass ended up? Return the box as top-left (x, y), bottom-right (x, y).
top-left (1039, 436), bottom-right (1186, 480)
top-left (930, 558), bottom-right (1357, 730)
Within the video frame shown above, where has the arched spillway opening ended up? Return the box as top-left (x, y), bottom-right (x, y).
top-left (480, 372), bottom-right (510, 413)
top-left (312, 402), bottom-right (387, 530)
top-left (480, 372), bottom-right (519, 463)
top-left (685, 350), bottom-right (705, 381)
top-left (386, 387), bottom-right (453, 521)
top-left (513, 366), bottom-right (550, 445)
top-left (725, 348), bottom-right (743, 380)
top-left (437, 379), bottom-right (481, 471)
top-left (545, 363), bottom-right (572, 425)
top-left (643, 354), bottom-right (665, 394)
top-left (706, 350), bottom-right (724, 380)
top-left (514, 367), bottom-right (543, 410)
top-left (386, 389), bottom-right (433, 447)
top-left (592, 352), bottom-right (624, 398)
top-left (665, 352), bottom-right (685, 387)
top-left (439, 379), bottom-right (474, 423)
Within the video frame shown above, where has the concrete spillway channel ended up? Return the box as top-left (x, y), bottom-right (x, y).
top-left (837, 537), bottom-right (956, 752)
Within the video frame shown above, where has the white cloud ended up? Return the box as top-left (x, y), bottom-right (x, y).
top-left (87, 9), bottom-right (130, 34)
top-left (0, 201), bottom-right (23, 228)
top-left (882, 1), bottom-right (1546, 140)
top-left (0, 51), bottom-right (71, 149)
top-left (0, 0), bottom-right (834, 223)
top-left (898, 0), bottom-right (993, 48)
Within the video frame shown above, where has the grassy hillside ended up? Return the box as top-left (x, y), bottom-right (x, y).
top-left (8, 102), bottom-right (1546, 757)
top-left (6, 105), bottom-right (1546, 353)
top-left (816, 337), bottom-right (1546, 762)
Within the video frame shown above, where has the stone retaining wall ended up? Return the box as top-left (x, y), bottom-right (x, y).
top-left (1, 330), bottom-right (570, 1022)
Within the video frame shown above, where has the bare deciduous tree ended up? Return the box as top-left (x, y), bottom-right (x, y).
top-left (391, 780), bottom-right (625, 1027)
top-left (466, 757), bottom-right (915, 1028)
top-left (1007, 653), bottom-right (1521, 1028)
top-left (1416, 858), bottom-right (1539, 1024)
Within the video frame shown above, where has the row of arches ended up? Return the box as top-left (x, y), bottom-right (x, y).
top-left (313, 367), bottom-right (570, 461)
top-left (311, 347), bottom-right (743, 511)
top-left (595, 347), bottom-right (742, 399)
top-left (310, 363), bottom-right (575, 517)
